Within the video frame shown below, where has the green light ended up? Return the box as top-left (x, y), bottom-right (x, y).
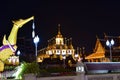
top-left (13, 63), bottom-right (25, 79)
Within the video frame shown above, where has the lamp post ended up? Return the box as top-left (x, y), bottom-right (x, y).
top-left (33, 35), bottom-right (40, 62)
top-left (106, 39), bottom-right (114, 62)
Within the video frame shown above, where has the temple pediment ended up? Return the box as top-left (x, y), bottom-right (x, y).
top-left (85, 38), bottom-right (105, 60)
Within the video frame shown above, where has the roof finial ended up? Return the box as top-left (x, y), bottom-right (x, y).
top-left (96, 35), bottom-right (99, 40)
top-left (58, 24), bottom-right (60, 27)
top-left (58, 24), bottom-right (61, 35)
top-left (104, 32), bottom-right (107, 38)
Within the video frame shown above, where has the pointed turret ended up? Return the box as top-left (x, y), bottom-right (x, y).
top-left (55, 24), bottom-right (64, 45)
top-left (85, 36), bottom-right (105, 60)
top-left (94, 36), bottom-right (105, 53)
top-left (69, 38), bottom-right (74, 49)
top-left (56, 24), bottom-right (63, 38)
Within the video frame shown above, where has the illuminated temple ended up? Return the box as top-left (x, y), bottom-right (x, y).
top-left (37, 24), bottom-right (120, 63)
top-left (85, 35), bottom-right (120, 62)
top-left (37, 24), bottom-right (79, 64)
top-left (85, 37), bottom-right (109, 62)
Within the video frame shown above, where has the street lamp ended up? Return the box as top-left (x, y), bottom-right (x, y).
top-left (33, 35), bottom-right (40, 62)
top-left (17, 50), bottom-right (21, 56)
top-left (106, 39), bottom-right (114, 62)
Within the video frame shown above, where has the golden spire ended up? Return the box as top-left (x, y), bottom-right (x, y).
top-left (56, 24), bottom-right (62, 38)
top-left (64, 37), bottom-right (68, 49)
top-left (96, 35), bottom-right (98, 39)
top-left (104, 32), bottom-right (108, 40)
top-left (69, 38), bottom-right (73, 49)
top-left (58, 24), bottom-right (61, 35)
top-left (94, 36), bottom-right (105, 53)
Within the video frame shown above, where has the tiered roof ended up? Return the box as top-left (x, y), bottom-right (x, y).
top-left (85, 37), bottom-right (105, 59)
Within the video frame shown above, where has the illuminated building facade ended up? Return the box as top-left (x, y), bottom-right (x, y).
top-left (85, 37), bottom-right (109, 62)
top-left (5, 56), bottom-right (19, 65)
top-left (85, 35), bottom-right (120, 62)
top-left (37, 24), bottom-right (78, 64)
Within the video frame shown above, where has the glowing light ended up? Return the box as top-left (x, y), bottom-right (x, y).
top-left (32, 30), bottom-right (35, 38)
top-left (12, 63), bottom-right (24, 79)
top-left (33, 35), bottom-right (39, 44)
top-left (75, 54), bottom-right (79, 58)
top-left (17, 50), bottom-right (21, 56)
top-left (32, 21), bottom-right (35, 29)
top-left (33, 35), bottom-right (40, 61)
top-left (106, 39), bottom-right (115, 62)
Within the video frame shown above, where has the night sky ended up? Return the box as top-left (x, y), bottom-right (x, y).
top-left (0, 1), bottom-right (120, 53)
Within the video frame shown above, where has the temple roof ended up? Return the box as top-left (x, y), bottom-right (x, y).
top-left (85, 37), bottom-right (105, 59)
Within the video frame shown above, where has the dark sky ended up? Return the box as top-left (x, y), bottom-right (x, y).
top-left (0, 0), bottom-right (120, 53)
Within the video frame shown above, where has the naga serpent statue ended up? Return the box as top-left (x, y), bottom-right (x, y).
top-left (0, 16), bottom-right (34, 72)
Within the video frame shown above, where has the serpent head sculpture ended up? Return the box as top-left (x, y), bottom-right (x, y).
top-left (0, 16), bottom-right (34, 71)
